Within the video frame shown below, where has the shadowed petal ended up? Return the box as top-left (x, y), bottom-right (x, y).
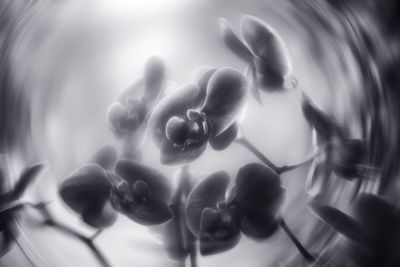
top-left (220, 18), bottom-right (253, 63)
top-left (233, 163), bottom-right (284, 239)
top-left (59, 164), bottom-right (116, 228)
top-left (208, 123), bottom-right (238, 151)
top-left (309, 202), bottom-right (365, 242)
top-left (89, 146), bottom-right (117, 170)
top-left (115, 160), bottom-right (172, 202)
top-left (142, 56), bottom-right (166, 105)
top-left (201, 67), bottom-right (248, 135)
top-left (185, 171), bottom-right (230, 237)
top-left (240, 15), bottom-right (291, 77)
top-left (149, 83), bottom-right (200, 147)
top-left (192, 66), bottom-right (217, 107)
top-left (199, 207), bottom-right (241, 255)
top-left (110, 190), bottom-right (173, 225)
top-left (160, 138), bottom-right (208, 166)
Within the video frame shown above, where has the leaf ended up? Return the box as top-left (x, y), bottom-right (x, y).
top-left (115, 160), bottom-right (172, 202)
top-left (89, 146), bottom-right (117, 170)
top-left (199, 207), bottom-right (241, 255)
top-left (59, 164), bottom-right (112, 217)
top-left (201, 67), bottom-right (248, 135)
top-left (240, 15), bottom-right (291, 77)
top-left (12, 162), bottom-right (45, 201)
top-left (301, 92), bottom-right (338, 142)
top-left (233, 163), bottom-right (284, 239)
top-left (185, 171), bottom-right (230, 237)
top-left (142, 56), bottom-right (166, 105)
top-left (208, 123), bottom-right (238, 150)
top-left (309, 202), bottom-right (365, 242)
top-left (149, 83), bottom-right (200, 147)
top-left (192, 66), bottom-right (217, 107)
top-left (0, 224), bottom-right (14, 256)
top-left (220, 18), bottom-right (253, 63)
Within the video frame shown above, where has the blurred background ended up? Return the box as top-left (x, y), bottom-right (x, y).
top-left (0, 0), bottom-right (399, 266)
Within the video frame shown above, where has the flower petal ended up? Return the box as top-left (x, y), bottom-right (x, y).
top-left (59, 164), bottom-right (116, 227)
top-left (233, 163), bottom-right (284, 239)
top-left (185, 171), bottom-right (230, 237)
top-left (220, 18), bottom-right (253, 63)
top-left (201, 67), bottom-right (248, 135)
top-left (160, 138), bottom-right (208, 166)
top-left (301, 92), bottom-right (340, 143)
top-left (199, 207), bottom-right (241, 255)
top-left (240, 15), bottom-right (291, 77)
top-left (115, 160), bottom-right (172, 202)
top-left (82, 200), bottom-right (118, 228)
top-left (208, 123), bottom-right (238, 151)
top-left (309, 201), bottom-right (365, 242)
top-left (89, 146), bottom-right (117, 170)
top-left (149, 83), bottom-right (200, 147)
top-left (192, 66), bottom-right (217, 107)
top-left (115, 78), bottom-right (143, 105)
top-left (110, 190), bottom-right (173, 225)
top-left (142, 56), bottom-right (166, 105)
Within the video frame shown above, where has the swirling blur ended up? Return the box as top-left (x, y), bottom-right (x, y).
top-left (0, 0), bottom-right (399, 266)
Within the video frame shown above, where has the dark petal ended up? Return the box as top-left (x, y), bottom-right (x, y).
top-left (11, 162), bottom-right (45, 201)
top-left (240, 15), bottom-right (291, 76)
top-left (201, 67), bottom-right (247, 135)
top-left (220, 18), bottom-right (253, 63)
top-left (165, 116), bottom-right (190, 146)
top-left (82, 200), bottom-right (118, 228)
top-left (329, 139), bottom-right (367, 179)
top-left (308, 201), bottom-right (365, 242)
top-left (159, 138), bottom-right (208, 166)
top-left (253, 56), bottom-right (285, 90)
top-left (115, 78), bottom-right (143, 105)
top-left (192, 67), bottom-right (217, 107)
top-left (208, 123), bottom-right (238, 151)
top-left (111, 191), bottom-right (173, 225)
top-left (142, 56), bottom-right (166, 105)
top-left (352, 194), bottom-right (398, 243)
top-left (59, 164), bottom-right (111, 216)
top-left (301, 92), bottom-right (338, 142)
top-left (115, 160), bottom-right (171, 202)
top-left (199, 207), bottom-right (241, 255)
top-left (185, 171), bottom-right (230, 237)
top-left (149, 83), bottom-right (199, 147)
top-left (234, 163), bottom-right (284, 239)
top-left (89, 145), bottom-right (117, 170)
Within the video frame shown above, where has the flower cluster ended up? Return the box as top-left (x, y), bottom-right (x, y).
top-left (0, 14), bottom-right (380, 267)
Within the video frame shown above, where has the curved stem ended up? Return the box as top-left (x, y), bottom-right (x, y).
top-left (276, 150), bottom-right (319, 174)
top-left (235, 137), bottom-right (278, 172)
top-left (6, 202), bottom-right (112, 267)
top-left (278, 218), bottom-right (315, 263)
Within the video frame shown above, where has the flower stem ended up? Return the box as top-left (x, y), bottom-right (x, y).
top-left (235, 137), bottom-right (279, 172)
top-left (278, 217), bottom-right (315, 263)
top-left (189, 242), bottom-right (197, 267)
top-left (7, 202), bottom-right (112, 267)
top-left (276, 151), bottom-right (318, 174)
